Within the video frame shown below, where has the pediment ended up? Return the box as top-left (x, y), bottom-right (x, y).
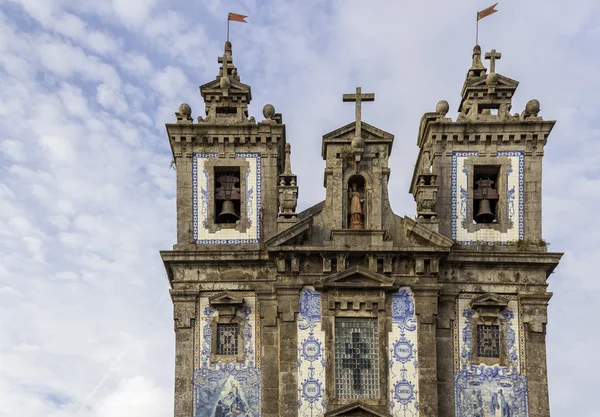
top-left (470, 292), bottom-right (510, 309)
top-left (466, 73), bottom-right (519, 89)
top-left (323, 121), bottom-right (393, 142)
top-left (208, 291), bottom-right (245, 306)
top-left (325, 402), bottom-right (392, 417)
top-left (200, 78), bottom-right (251, 94)
top-left (402, 216), bottom-right (454, 248)
top-left (318, 266), bottom-right (396, 290)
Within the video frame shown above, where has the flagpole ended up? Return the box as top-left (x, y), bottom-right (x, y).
top-left (476, 11), bottom-right (479, 45)
top-left (227, 17), bottom-right (230, 42)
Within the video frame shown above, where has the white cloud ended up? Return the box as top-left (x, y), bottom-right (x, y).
top-left (0, 1), bottom-right (597, 417)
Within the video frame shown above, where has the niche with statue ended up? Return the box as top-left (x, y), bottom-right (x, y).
top-left (347, 175), bottom-right (366, 230)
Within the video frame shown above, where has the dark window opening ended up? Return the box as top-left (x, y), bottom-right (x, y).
top-left (377, 259), bottom-right (384, 273)
top-left (216, 106), bottom-right (237, 115)
top-left (215, 167), bottom-right (241, 224)
top-left (216, 323), bottom-right (239, 355)
top-left (473, 165), bottom-right (500, 224)
top-left (331, 257), bottom-right (338, 272)
top-left (477, 325), bottom-right (500, 358)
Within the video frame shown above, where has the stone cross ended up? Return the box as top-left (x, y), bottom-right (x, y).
top-left (218, 54), bottom-right (233, 77)
top-left (343, 87), bottom-right (375, 139)
top-left (485, 49), bottom-right (502, 74)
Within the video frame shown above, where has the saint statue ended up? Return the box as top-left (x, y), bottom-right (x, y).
top-left (348, 182), bottom-right (364, 229)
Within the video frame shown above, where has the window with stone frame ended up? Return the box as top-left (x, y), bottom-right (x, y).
top-left (208, 292), bottom-right (246, 363)
top-left (334, 317), bottom-right (379, 399)
top-left (469, 293), bottom-right (510, 366)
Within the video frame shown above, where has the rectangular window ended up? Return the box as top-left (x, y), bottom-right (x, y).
top-left (335, 317), bottom-right (379, 399)
top-left (477, 325), bottom-right (500, 358)
top-left (216, 323), bottom-right (239, 355)
top-left (214, 167), bottom-right (241, 224)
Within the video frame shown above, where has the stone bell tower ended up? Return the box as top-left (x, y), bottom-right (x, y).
top-left (410, 45), bottom-right (555, 245)
top-left (321, 87), bottom-right (394, 232)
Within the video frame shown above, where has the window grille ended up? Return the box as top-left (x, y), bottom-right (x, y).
top-left (216, 323), bottom-right (239, 355)
top-left (477, 324), bottom-right (500, 358)
top-left (334, 317), bottom-right (379, 399)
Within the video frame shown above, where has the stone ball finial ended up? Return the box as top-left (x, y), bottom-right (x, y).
top-left (435, 100), bottom-right (449, 116)
top-left (225, 41), bottom-right (232, 53)
top-left (220, 75), bottom-right (231, 89)
top-left (486, 72), bottom-right (499, 85)
top-left (178, 103), bottom-right (192, 117)
top-left (351, 136), bottom-right (365, 150)
top-left (526, 99), bottom-right (541, 115)
top-left (473, 45), bottom-right (482, 55)
top-left (263, 104), bottom-right (276, 119)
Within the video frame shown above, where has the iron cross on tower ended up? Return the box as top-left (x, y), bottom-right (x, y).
top-left (343, 87), bottom-right (375, 139)
top-left (485, 49), bottom-right (502, 74)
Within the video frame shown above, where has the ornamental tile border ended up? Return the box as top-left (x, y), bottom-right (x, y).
top-left (451, 151), bottom-right (524, 244)
top-left (192, 153), bottom-right (262, 244)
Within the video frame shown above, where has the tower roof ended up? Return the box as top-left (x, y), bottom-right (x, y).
top-left (199, 41), bottom-right (252, 123)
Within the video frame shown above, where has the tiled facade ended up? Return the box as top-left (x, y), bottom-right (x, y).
top-left (297, 288), bottom-right (326, 416)
top-left (451, 151), bottom-right (524, 244)
top-left (389, 289), bottom-right (419, 417)
top-left (192, 153), bottom-right (262, 244)
top-left (194, 294), bottom-right (261, 417)
top-left (454, 296), bottom-right (528, 417)
top-left (161, 42), bottom-right (561, 417)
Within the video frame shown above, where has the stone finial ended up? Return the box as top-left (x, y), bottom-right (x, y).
top-left (283, 143), bottom-right (293, 175)
top-left (469, 45), bottom-right (486, 77)
top-left (179, 103), bottom-right (191, 117)
top-left (521, 99), bottom-right (542, 120)
top-left (435, 100), bottom-right (449, 116)
top-left (263, 104), bottom-right (276, 120)
top-left (175, 103), bottom-right (193, 124)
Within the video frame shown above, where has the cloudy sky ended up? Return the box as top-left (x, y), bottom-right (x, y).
top-left (0, 0), bottom-right (597, 416)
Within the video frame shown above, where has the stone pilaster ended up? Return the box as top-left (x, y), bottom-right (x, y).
top-left (437, 293), bottom-right (457, 417)
top-left (171, 290), bottom-right (197, 417)
top-left (276, 287), bottom-right (300, 417)
top-left (521, 293), bottom-right (552, 417)
top-left (259, 295), bottom-right (279, 417)
top-left (414, 285), bottom-right (441, 417)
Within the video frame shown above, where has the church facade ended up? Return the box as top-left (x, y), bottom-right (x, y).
top-left (160, 41), bottom-right (561, 417)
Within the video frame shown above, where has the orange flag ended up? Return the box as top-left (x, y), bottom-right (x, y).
top-left (228, 12), bottom-right (248, 23)
top-left (477, 3), bottom-right (498, 20)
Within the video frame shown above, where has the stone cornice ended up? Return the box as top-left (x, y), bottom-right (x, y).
top-left (445, 251), bottom-right (563, 276)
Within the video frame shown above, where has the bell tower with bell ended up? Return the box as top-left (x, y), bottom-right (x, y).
top-left (410, 45), bottom-right (555, 244)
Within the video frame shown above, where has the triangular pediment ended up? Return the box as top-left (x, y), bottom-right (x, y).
top-left (325, 402), bottom-right (391, 417)
top-left (465, 73), bottom-right (519, 89)
top-left (318, 266), bottom-right (396, 290)
top-left (323, 121), bottom-right (393, 141)
top-left (200, 78), bottom-right (251, 94)
top-left (470, 292), bottom-right (510, 309)
top-left (208, 291), bottom-right (245, 306)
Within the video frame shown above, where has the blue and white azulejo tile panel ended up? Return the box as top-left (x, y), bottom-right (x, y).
top-left (451, 151), bottom-right (524, 244)
top-left (389, 288), bottom-right (419, 417)
top-left (297, 287), bottom-right (326, 417)
top-left (454, 295), bottom-right (528, 417)
top-left (192, 153), bottom-right (262, 244)
top-left (194, 294), bottom-right (261, 417)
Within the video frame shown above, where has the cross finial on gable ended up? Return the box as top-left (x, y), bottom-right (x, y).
top-left (485, 48), bottom-right (502, 74)
top-left (343, 87), bottom-right (375, 139)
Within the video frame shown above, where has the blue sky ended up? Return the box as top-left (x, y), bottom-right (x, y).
top-left (0, 0), bottom-right (597, 416)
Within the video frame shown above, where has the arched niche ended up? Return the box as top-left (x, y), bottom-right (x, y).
top-left (347, 175), bottom-right (367, 229)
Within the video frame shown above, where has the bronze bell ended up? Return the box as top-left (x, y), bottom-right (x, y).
top-left (475, 198), bottom-right (495, 223)
top-left (217, 200), bottom-right (239, 223)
